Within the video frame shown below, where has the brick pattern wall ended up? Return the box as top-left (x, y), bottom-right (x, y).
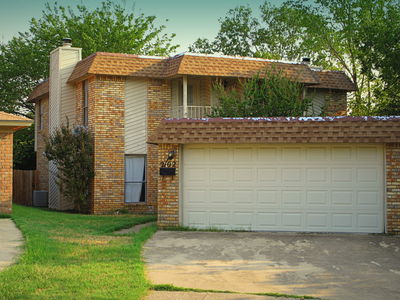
top-left (386, 143), bottom-right (400, 234)
top-left (324, 89), bottom-right (347, 115)
top-left (0, 131), bottom-right (13, 214)
top-left (157, 143), bottom-right (180, 227)
top-left (146, 79), bottom-right (172, 213)
top-left (89, 76), bottom-right (125, 214)
top-left (36, 97), bottom-right (49, 191)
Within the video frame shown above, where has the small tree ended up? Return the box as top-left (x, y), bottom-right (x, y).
top-left (44, 123), bottom-right (94, 212)
top-left (209, 70), bottom-right (311, 117)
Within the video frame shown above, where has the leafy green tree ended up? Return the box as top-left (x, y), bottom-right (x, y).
top-left (1, 0), bottom-right (178, 169)
top-left (357, 1), bottom-right (400, 115)
top-left (190, 0), bottom-right (400, 115)
top-left (45, 124), bottom-right (94, 212)
top-left (13, 124), bottom-right (36, 170)
top-left (210, 71), bottom-right (311, 117)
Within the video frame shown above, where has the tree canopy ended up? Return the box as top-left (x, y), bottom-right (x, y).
top-left (190, 0), bottom-right (400, 116)
top-left (0, 0), bottom-right (178, 116)
top-left (0, 1), bottom-right (178, 169)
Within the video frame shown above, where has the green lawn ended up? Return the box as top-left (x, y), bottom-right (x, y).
top-left (0, 205), bottom-right (157, 300)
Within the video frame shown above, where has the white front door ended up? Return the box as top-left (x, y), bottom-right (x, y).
top-left (182, 144), bottom-right (384, 233)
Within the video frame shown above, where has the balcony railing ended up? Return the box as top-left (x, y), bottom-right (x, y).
top-left (171, 106), bottom-right (212, 118)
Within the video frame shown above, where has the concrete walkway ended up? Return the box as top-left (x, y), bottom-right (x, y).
top-left (0, 219), bottom-right (23, 271)
top-left (144, 231), bottom-right (400, 300)
top-left (114, 221), bottom-right (156, 234)
top-left (146, 291), bottom-right (293, 300)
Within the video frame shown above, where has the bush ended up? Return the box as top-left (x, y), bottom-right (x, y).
top-left (210, 70), bottom-right (311, 117)
top-left (44, 123), bottom-right (94, 212)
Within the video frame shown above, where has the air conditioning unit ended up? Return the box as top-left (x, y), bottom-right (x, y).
top-left (33, 190), bottom-right (48, 207)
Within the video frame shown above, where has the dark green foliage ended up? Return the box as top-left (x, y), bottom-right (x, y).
top-left (1, 0), bottom-right (178, 171)
top-left (13, 124), bottom-right (36, 170)
top-left (0, 0), bottom-right (178, 115)
top-left (209, 71), bottom-right (311, 118)
top-left (44, 123), bottom-right (94, 212)
top-left (190, 0), bottom-right (400, 116)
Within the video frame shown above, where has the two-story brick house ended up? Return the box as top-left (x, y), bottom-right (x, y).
top-left (28, 41), bottom-right (356, 216)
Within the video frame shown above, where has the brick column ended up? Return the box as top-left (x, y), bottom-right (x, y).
top-left (157, 143), bottom-right (180, 227)
top-left (91, 76), bottom-right (125, 214)
top-left (386, 143), bottom-right (400, 234)
top-left (0, 132), bottom-right (13, 214)
top-left (147, 79), bottom-right (172, 213)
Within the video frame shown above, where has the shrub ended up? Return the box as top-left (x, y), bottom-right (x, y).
top-left (209, 70), bottom-right (311, 117)
top-left (44, 123), bottom-right (94, 212)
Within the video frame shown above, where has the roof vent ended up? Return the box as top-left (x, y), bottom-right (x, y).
top-left (302, 57), bottom-right (311, 65)
top-left (62, 38), bottom-right (72, 47)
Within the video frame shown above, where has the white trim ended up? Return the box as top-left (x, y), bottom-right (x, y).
top-left (179, 144), bottom-right (184, 226)
top-left (183, 75), bottom-right (188, 118)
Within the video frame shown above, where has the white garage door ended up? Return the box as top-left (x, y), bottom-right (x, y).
top-left (182, 144), bottom-right (384, 233)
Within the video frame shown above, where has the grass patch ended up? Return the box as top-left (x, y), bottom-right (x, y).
top-left (0, 205), bottom-right (156, 300)
top-left (151, 284), bottom-right (321, 299)
top-left (0, 213), bottom-right (11, 219)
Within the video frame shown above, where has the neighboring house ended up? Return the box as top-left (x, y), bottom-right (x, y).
top-left (0, 112), bottom-right (33, 214)
top-left (26, 41), bottom-right (400, 234)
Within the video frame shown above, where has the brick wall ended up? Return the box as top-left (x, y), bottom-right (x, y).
top-left (73, 77), bottom-right (173, 214)
top-left (36, 97), bottom-right (49, 191)
top-left (157, 143), bottom-right (180, 227)
top-left (89, 75), bottom-right (126, 214)
top-left (146, 79), bottom-right (172, 213)
top-left (386, 143), bottom-right (400, 234)
top-left (324, 89), bottom-right (347, 115)
top-left (0, 131), bottom-right (13, 214)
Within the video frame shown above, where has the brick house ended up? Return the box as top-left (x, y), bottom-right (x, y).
top-left (27, 41), bottom-right (400, 233)
top-left (0, 112), bottom-right (33, 214)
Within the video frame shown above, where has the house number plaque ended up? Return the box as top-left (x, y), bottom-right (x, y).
top-left (159, 150), bottom-right (176, 176)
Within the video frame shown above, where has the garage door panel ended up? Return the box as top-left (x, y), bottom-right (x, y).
top-left (282, 168), bottom-right (303, 184)
top-left (256, 190), bottom-right (280, 206)
top-left (183, 144), bottom-right (384, 233)
top-left (282, 147), bottom-right (303, 160)
top-left (232, 190), bottom-right (254, 204)
top-left (306, 190), bottom-right (329, 206)
top-left (331, 146), bottom-right (353, 160)
top-left (357, 146), bottom-right (380, 161)
top-left (210, 190), bottom-right (230, 204)
top-left (282, 213), bottom-right (303, 227)
top-left (255, 212), bottom-right (279, 227)
top-left (233, 168), bottom-right (254, 184)
top-left (210, 168), bottom-right (231, 184)
top-left (306, 213), bottom-right (329, 229)
top-left (306, 147), bottom-right (329, 161)
top-left (306, 168), bottom-right (328, 183)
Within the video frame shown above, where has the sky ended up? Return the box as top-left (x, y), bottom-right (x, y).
top-left (0, 0), bottom-right (283, 54)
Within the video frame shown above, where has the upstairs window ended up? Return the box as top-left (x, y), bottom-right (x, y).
top-left (83, 80), bottom-right (89, 126)
top-left (37, 100), bottom-right (43, 131)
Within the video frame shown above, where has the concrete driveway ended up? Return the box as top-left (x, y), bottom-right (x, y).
top-left (144, 231), bottom-right (400, 300)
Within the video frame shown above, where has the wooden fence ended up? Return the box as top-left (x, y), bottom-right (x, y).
top-left (13, 169), bottom-right (38, 206)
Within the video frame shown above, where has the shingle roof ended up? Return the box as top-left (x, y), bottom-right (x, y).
top-left (312, 70), bottom-right (356, 91)
top-left (148, 116), bottom-right (400, 144)
top-left (67, 52), bottom-right (319, 84)
top-left (0, 111), bottom-right (33, 131)
top-left (28, 52), bottom-right (356, 101)
top-left (27, 79), bottom-right (49, 103)
top-left (0, 111), bottom-right (32, 121)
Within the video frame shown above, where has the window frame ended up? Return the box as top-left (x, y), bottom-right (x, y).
top-left (83, 80), bottom-right (89, 126)
top-left (37, 100), bottom-right (43, 131)
top-left (124, 155), bottom-right (147, 203)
